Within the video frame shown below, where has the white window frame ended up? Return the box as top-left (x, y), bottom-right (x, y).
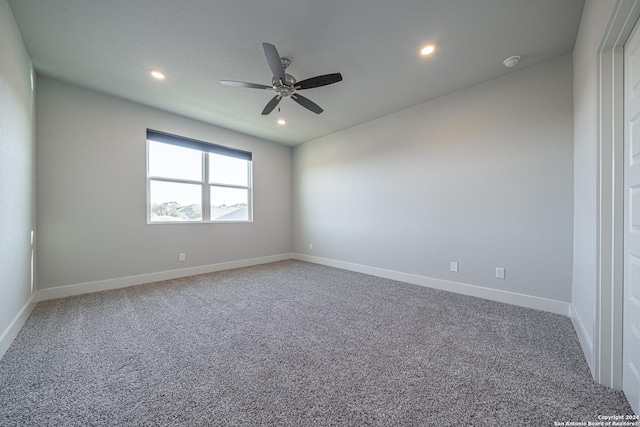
top-left (146, 129), bottom-right (253, 224)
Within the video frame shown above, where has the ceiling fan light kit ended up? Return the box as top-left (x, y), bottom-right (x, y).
top-left (220, 42), bottom-right (343, 116)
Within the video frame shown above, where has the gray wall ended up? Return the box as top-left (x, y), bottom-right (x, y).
top-left (293, 55), bottom-right (574, 302)
top-left (36, 77), bottom-right (292, 289)
top-left (571, 0), bottom-right (618, 358)
top-left (0, 1), bottom-right (36, 335)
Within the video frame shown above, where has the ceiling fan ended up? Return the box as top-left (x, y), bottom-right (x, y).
top-left (220, 42), bottom-right (343, 115)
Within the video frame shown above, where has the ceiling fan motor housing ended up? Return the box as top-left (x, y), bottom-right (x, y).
top-left (272, 73), bottom-right (297, 86)
top-left (272, 73), bottom-right (297, 97)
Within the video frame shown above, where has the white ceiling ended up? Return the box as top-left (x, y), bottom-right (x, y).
top-left (7, 0), bottom-right (584, 146)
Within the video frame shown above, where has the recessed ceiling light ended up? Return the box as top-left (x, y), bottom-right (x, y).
top-left (277, 119), bottom-right (287, 126)
top-left (420, 45), bottom-right (435, 56)
top-left (150, 69), bottom-right (166, 80)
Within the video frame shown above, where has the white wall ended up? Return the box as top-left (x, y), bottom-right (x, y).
top-left (571, 0), bottom-right (618, 367)
top-left (293, 55), bottom-right (574, 304)
top-left (0, 0), bottom-right (36, 353)
top-left (36, 77), bottom-right (292, 290)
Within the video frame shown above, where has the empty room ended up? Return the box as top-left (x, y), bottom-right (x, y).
top-left (2, 0), bottom-right (640, 425)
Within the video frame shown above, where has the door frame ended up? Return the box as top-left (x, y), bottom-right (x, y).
top-left (596, 0), bottom-right (640, 389)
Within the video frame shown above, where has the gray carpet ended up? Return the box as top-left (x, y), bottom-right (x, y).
top-left (0, 260), bottom-right (633, 426)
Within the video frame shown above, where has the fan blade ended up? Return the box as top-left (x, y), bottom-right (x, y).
top-left (220, 80), bottom-right (272, 89)
top-left (261, 95), bottom-right (282, 115)
top-left (263, 42), bottom-right (286, 83)
top-left (296, 73), bottom-right (343, 90)
top-left (291, 94), bottom-right (323, 114)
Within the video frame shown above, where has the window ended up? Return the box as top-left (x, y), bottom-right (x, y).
top-left (146, 129), bottom-right (252, 223)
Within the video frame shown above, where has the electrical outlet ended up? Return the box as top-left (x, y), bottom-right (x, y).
top-left (450, 262), bottom-right (459, 273)
top-left (179, 253), bottom-right (186, 262)
top-left (309, 243), bottom-right (313, 251)
top-left (496, 267), bottom-right (505, 279)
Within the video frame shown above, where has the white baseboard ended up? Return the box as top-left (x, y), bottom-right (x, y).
top-left (0, 292), bottom-right (39, 361)
top-left (37, 253), bottom-right (293, 301)
top-left (293, 253), bottom-right (571, 316)
top-left (570, 303), bottom-right (594, 371)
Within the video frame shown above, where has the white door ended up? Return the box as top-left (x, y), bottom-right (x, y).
top-left (624, 18), bottom-right (640, 416)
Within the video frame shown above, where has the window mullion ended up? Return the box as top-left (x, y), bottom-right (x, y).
top-left (248, 161), bottom-right (253, 222)
top-left (208, 182), bottom-right (249, 190)
top-left (148, 176), bottom-right (204, 185)
top-left (202, 151), bottom-right (209, 222)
